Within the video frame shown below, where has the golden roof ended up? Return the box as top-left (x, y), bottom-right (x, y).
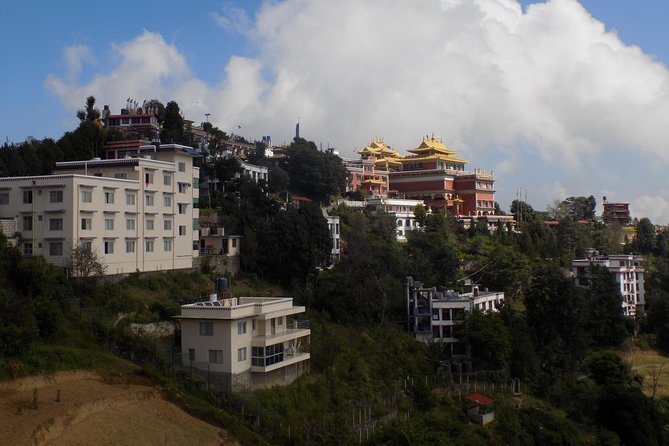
top-left (360, 137), bottom-right (402, 159)
top-left (407, 135), bottom-right (458, 156)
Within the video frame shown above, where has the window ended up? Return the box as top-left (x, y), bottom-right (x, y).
top-left (126, 193), bottom-right (136, 205)
top-left (104, 191), bottom-right (114, 204)
top-left (163, 174), bottom-right (172, 186)
top-left (80, 240), bottom-right (92, 252)
top-left (104, 240), bottom-right (114, 254)
top-left (178, 183), bottom-right (187, 193)
top-left (163, 195), bottom-right (172, 207)
top-left (0, 193), bottom-right (9, 204)
top-left (114, 173), bottom-right (127, 179)
top-left (178, 203), bottom-right (187, 214)
top-left (252, 343), bottom-right (284, 367)
top-left (179, 225), bottom-right (186, 236)
top-left (145, 172), bottom-right (153, 184)
top-left (49, 191), bottom-right (63, 203)
top-left (237, 321), bottom-right (247, 335)
top-left (193, 197), bottom-right (199, 208)
top-left (23, 242), bottom-right (33, 256)
top-left (125, 240), bottom-right (135, 253)
top-left (163, 219), bottom-right (172, 230)
top-left (178, 162), bottom-right (186, 172)
top-left (105, 218), bottom-right (114, 230)
top-left (199, 322), bottom-right (213, 336)
top-left (237, 347), bottom-right (247, 362)
top-left (193, 177), bottom-right (200, 188)
top-left (208, 350), bottom-right (223, 364)
top-left (23, 190), bottom-right (32, 204)
top-left (126, 218), bottom-right (135, 230)
top-left (145, 194), bottom-right (154, 206)
top-left (49, 242), bottom-right (63, 256)
top-left (163, 239), bottom-right (172, 252)
top-left (23, 216), bottom-right (33, 231)
top-left (49, 218), bottom-right (63, 231)
top-left (188, 349), bottom-right (195, 362)
top-left (145, 240), bottom-right (154, 252)
top-left (81, 190), bottom-right (92, 203)
top-left (193, 219), bottom-right (199, 230)
top-left (81, 218), bottom-right (92, 230)
top-left (277, 316), bottom-right (284, 326)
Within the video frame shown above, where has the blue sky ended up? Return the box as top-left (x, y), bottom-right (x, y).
top-left (1, 0), bottom-right (668, 222)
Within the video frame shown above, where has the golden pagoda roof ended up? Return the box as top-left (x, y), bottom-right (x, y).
top-left (361, 137), bottom-right (402, 159)
top-left (407, 135), bottom-right (458, 156)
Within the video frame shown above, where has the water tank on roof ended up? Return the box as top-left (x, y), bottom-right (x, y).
top-left (216, 277), bottom-right (229, 293)
top-left (209, 293), bottom-right (218, 302)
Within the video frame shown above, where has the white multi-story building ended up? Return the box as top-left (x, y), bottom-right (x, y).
top-left (0, 144), bottom-right (200, 275)
top-left (572, 252), bottom-right (645, 316)
top-left (365, 197), bottom-right (424, 241)
top-left (175, 296), bottom-right (311, 391)
top-left (406, 277), bottom-right (504, 358)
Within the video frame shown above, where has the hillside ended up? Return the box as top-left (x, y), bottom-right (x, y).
top-left (0, 370), bottom-right (233, 446)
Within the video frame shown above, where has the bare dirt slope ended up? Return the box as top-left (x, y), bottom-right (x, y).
top-left (0, 370), bottom-right (235, 446)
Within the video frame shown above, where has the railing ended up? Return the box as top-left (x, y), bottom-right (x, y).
top-left (288, 319), bottom-right (310, 330)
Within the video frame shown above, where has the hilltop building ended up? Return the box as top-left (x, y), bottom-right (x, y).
top-left (601, 197), bottom-right (631, 226)
top-left (102, 103), bottom-right (160, 141)
top-left (175, 295), bottom-right (311, 392)
top-left (0, 143), bottom-right (200, 275)
top-left (572, 251), bottom-right (645, 316)
top-left (347, 136), bottom-right (506, 220)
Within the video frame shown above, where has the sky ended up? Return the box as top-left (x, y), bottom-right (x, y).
top-left (1, 0), bottom-right (668, 223)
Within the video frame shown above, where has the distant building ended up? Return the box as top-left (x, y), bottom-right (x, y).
top-left (405, 277), bottom-right (504, 359)
top-left (350, 136), bottom-right (500, 217)
top-left (175, 295), bottom-right (310, 392)
top-left (572, 251), bottom-right (645, 316)
top-left (323, 211), bottom-right (341, 263)
top-left (366, 197), bottom-right (424, 241)
top-left (602, 197), bottom-right (631, 226)
top-left (102, 104), bottom-right (160, 141)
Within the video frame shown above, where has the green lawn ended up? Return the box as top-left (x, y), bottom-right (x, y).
top-left (623, 348), bottom-right (669, 398)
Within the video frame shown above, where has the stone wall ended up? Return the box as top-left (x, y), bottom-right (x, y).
top-left (194, 254), bottom-right (240, 276)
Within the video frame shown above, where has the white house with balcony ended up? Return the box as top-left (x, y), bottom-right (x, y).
top-left (175, 296), bottom-right (310, 391)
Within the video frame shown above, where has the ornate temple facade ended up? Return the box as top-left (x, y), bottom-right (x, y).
top-left (346, 136), bottom-right (499, 217)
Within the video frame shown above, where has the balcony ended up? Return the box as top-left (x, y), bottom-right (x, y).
top-left (252, 320), bottom-right (311, 346)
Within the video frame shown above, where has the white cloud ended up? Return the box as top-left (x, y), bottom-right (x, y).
top-left (45, 0), bottom-right (669, 214)
top-left (210, 5), bottom-right (251, 34)
top-left (632, 195), bottom-right (669, 226)
top-left (45, 30), bottom-right (190, 113)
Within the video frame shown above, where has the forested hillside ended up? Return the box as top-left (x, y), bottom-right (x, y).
top-left (3, 99), bottom-right (669, 444)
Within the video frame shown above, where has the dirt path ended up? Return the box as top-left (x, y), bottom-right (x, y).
top-left (0, 370), bottom-right (235, 445)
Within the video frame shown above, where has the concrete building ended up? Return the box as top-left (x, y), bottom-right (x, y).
top-left (102, 103), bottom-right (160, 141)
top-left (365, 197), bottom-right (424, 241)
top-left (324, 211), bottom-right (341, 263)
top-left (175, 295), bottom-right (311, 391)
top-left (572, 251), bottom-right (645, 316)
top-left (405, 277), bottom-right (504, 359)
top-left (0, 144), bottom-right (200, 275)
top-left (602, 197), bottom-right (631, 226)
